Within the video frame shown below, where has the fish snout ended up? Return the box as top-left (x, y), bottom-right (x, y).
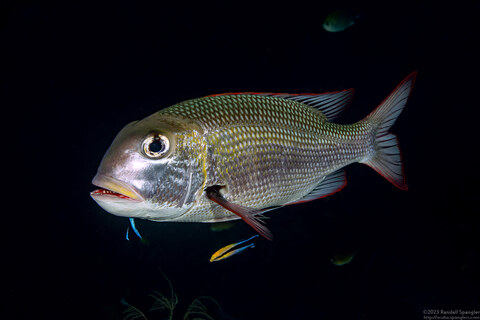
top-left (91, 173), bottom-right (144, 202)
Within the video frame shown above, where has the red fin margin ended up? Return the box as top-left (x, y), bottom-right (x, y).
top-left (286, 170), bottom-right (347, 206)
top-left (361, 72), bottom-right (417, 191)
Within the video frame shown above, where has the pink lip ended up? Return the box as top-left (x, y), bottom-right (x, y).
top-left (91, 174), bottom-right (144, 201)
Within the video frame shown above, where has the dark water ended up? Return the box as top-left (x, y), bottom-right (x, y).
top-left (3, 1), bottom-right (479, 319)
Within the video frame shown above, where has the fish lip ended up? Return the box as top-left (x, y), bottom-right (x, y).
top-left (90, 173), bottom-right (144, 202)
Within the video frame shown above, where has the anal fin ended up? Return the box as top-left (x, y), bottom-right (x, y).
top-left (287, 170), bottom-right (347, 205)
top-left (205, 185), bottom-right (273, 241)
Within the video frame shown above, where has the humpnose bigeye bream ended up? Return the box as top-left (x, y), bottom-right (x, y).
top-left (91, 72), bottom-right (417, 240)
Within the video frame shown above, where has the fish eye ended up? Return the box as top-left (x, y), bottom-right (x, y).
top-left (142, 135), bottom-right (169, 158)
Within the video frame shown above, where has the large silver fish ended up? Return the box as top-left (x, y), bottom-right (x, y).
top-left (91, 73), bottom-right (416, 240)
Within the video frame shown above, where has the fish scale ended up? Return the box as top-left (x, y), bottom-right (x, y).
top-left (158, 94), bottom-right (372, 221)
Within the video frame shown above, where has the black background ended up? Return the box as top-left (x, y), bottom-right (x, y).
top-left (3, 1), bottom-right (479, 319)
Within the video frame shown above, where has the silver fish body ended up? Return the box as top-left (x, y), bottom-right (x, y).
top-left (91, 73), bottom-right (416, 238)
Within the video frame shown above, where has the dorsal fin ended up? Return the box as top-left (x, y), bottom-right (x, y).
top-left (266, 90), bottom-right (354, 121)
top-left (205, 90), bottom-right (354, 121)
top-left (286, 170), bottom-right (347, 205)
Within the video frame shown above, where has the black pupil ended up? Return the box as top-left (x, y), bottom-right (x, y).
top-left (149, 139), bottom-right (165, 153)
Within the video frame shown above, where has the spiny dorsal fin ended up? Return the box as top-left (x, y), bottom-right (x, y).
top-left (206, 90), bottom-right (354, 121)
top-left (286, 170), bottom-right (347, 205)
top-left (272, 90), bottom-right (354, 121)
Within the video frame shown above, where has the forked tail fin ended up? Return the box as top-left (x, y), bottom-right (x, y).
top-left (361, 72), bottom-right (417, 190)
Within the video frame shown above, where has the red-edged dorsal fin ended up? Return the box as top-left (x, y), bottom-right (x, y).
top-left (205, 90), bottom-right (354, 121)
top-left (205, 185), bottom-right (273, 241)
top-left (286, 170), bottom-right (347, 205)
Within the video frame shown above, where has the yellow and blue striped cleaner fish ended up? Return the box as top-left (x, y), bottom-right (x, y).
top-left (91, 72), bottom-right (417, 240)
top-left (210, 235), bottom-right (259, 262)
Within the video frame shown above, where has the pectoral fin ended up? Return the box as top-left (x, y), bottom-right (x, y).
top-left (205, 185), bottom-right (273, 241)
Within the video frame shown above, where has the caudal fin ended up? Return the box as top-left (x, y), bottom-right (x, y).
top-left (361, 72), bottom-right (417, 190)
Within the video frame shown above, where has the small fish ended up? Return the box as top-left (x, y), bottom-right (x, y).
top-left (210, 235), bottom-right (259, 262)
top-left (331, 251), bottom-right (355, 266)
top-left (323, 9), bottom-right (359, 33)
top-left (91, 73), bottom-right (416, 241)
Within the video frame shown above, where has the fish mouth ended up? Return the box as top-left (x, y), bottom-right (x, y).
top-left (90, 174), bottom-right (144, 202)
